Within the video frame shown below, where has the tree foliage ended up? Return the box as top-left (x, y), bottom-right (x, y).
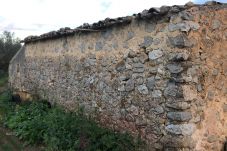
top-left (0, 31), bottom-right (21, 72)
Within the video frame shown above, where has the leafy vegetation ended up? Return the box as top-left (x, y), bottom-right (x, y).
top-left (0, 31), bottom-right (21, 72)
top-left (0, 73), bottom-right (142, 151)
top-left (2, 100), bottom-right (142, 151)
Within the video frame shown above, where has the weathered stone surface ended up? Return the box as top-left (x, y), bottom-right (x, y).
top-left (147, 76), bottom-right (155, 90)
top-left (166, 102), bottom-right (190, 110)
top-left (154, 105), bottom-right (164, 114)
top-left (166, 64), bottom-right (183, 73)
top-left (167, 112), bottom-right (192, 122)
top-left (164, 84), bottom-right (178, 97)
top-left (115, 60), bottom-right (126, 72)
top-left (125, 79), bottom-right (135, 91)
top-left (160, 135), bottom-right (195, 148)
top-left (138, 84), bottom-right (149, 94)
top-left (95, 41), bottom-right (104, 51)
top-left (148, 49), bottom-right (163, 60)
top-left (152, 90), bottom-right (162, 98)
top-left (170, 51), bottom-right (189, 62)
top-left (140, 36), bottom-right (153, 48)
top-left (165, 124), bottom-right (196, 135)
top-left (169, 35), bottom-right (193, 48)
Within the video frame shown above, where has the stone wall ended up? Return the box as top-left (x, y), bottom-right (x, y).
top-left (9, 2), bottom-right (227, 151)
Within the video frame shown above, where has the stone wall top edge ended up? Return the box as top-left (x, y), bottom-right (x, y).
top-left (22, 1), bottom-right (227, 44)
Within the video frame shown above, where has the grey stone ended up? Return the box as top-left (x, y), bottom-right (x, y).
top-left (197, 84), bottom-right (203, 92)
top-left (148, 49), bottom-right (163, 60)
top-left (153, 38), bottom-right (161, 45)
top-left (171, 52), bottom-right (189, 62)
top-left (185, 1), bottom-right (195, 7)
top-left (128, 50), bottom-right (136, 58)
top-left (166, 64), bottom-right (183, 74)
top-left (165, 124), bottom-right (196, 136)
top-left (160, 135), bottom-right (195, 148)
top-left (188, 21), bottom-right (200, 30)
top-left (140, 36), bottom-right (153, 48)
top-left (147, 76), bottom-right (155, 90)
top-left (212, 19), bottom-right (221, 30)
top-left (154, 105), bottom-right (164, 114)
top-left (133, 63), bottom-right (145, 73)
top-left (168, 23), bottom-right (190, 32)
top-left (164, 84), bottom-right (178, 97)
top-left (223, 104), bottom-right (227, 112)
top-left (169, 35), bottom-right (193, 48)
top-left (167, 112), bottom-right (192, 122)
top-left (145, 22), bottom-right (156, 33)
top-left (138, 84), bottom-right (149, 94)
top-left (127, 105), bottom-right (139, 115)
top-left (115, 60), bottom-right (126, 72)
top-left (179, 11), bottom-right (194, 20)
top-left (152, 90), bottom-right (162, 98)
top-left (95, 41), bottom-right (104, 51)
top-left (159, 6), bottom-right (170, 14)
top-left (166, 102), bottom-right (190, 110)
top-left (126, 31), bottom-right (135, 41)
top-left (125, 79), bottom-right (135, 92)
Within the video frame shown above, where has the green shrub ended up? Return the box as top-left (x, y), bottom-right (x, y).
top-left (3, 99), bottom-right (143, 151)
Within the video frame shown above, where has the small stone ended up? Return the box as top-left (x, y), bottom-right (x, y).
top-left (159, 6), bottom-right (170, 14)
top-left (171, 51), bottom-right (189, 62)
top-left (165, 124), bottom-right (196, 136)
top-left (115, 60), bottom-right (126, 72)
top-left (126, 31), bottom-right (135, 41)
top-left (197, 84), bottom-right (203, 92)
top-left (166, 102), bottom-right (190, 110)
top-left (149, 49), bottom-right (163, 60)
top-left (212, 19), bottom-right (221, 30)
top-left (138, 84), bottom-right (149, 94)
top-left (166, 64), bottom-right (183, 74)
top-left (179, 11), bottom-right (194, 20)
top-left (95, 41), bottom-right (104, 51)
top-left (169, 35), bottom-right (193, 48)
top-left (125, 79), bottom-right (135, 92)
top-left (167, 112), bottom-right (192, 122)
top-left (152, 90), bottom-right (162, 98)
top-left (128, 50), bottom-right (136, 58)
top-left (212, 68), bottom-right (219, 76)
top-left (164, 84), bottom-right (178, 97)
top-left (223, 104), bottom-right (227, 112)
top-left (140, 36), bottom-right (153, 48)
top-left (185, 1), bottom-right (195, 7)
top-left (127, 105), bottom-right (139, 115)
top-left (147, 76), bottom-right (155, 90)
top-left (154, 105), bottom-right (164, 114)
top-left (207, 135), bottom-right (218, 143)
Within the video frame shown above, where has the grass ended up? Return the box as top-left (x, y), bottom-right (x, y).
top-left (0, 74), bottom-right (8, 87)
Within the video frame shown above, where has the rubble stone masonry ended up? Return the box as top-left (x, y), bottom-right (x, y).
top-left (9, 2), bottom-right (227, 150)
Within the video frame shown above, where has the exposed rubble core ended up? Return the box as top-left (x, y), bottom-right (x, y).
top-left (10, 2), bottom-right (227, 151)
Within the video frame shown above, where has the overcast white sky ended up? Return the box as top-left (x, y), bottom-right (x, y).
top-left (0, 0), bottom-right (226, 39)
